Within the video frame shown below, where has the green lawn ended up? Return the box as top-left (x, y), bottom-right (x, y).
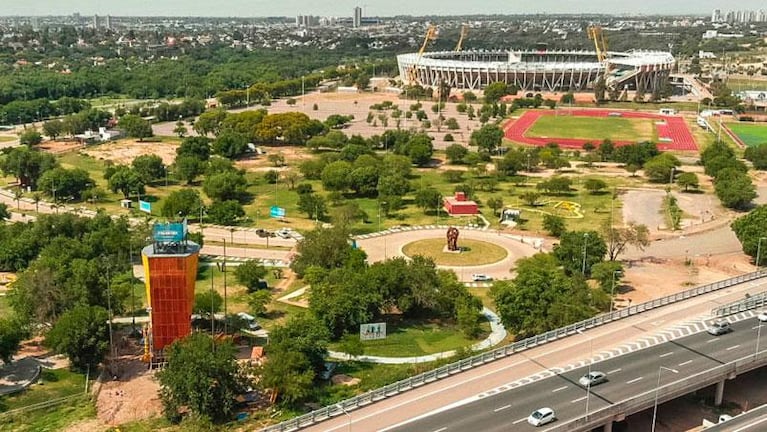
top-left (727, 122), bottom-right (767, 147)
top-left (0, 136), bottom-right (16, 143)
top-left (402, 239), bottom-right (508, 266)
top-left (526, 115), bottom-right (655, 142)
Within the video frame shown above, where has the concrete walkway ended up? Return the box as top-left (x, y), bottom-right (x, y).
top-left (327, 308), bottom-right (507, 364)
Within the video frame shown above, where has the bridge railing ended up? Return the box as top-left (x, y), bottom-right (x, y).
top-left (712, 290), bottom-right (767, 317)
top-left (257, 269), bottom-right (767, 432)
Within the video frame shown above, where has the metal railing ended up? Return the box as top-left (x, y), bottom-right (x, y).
top-left (712, 290), bottom-right (767, 317)
top-left (258, 269), bottom-right (767, 432)
top-left (0, 394), bottom-right (87, 419)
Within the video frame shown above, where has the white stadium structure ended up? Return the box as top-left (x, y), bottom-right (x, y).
top-left (396, 49), bottom-right (675, 92)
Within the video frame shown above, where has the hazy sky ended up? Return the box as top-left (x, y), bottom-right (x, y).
top-left (2, 0), bottom-right (765, 17)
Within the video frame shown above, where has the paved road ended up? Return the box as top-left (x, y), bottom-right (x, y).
top-left (386, 314), bottom-right (764, 432)
top-left (298, 277), bottom-right (767, 432)
top-left (705, 404), bottom-right (767, 431)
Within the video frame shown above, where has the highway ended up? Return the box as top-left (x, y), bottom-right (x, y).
top-left (705, 404), bottom-right (767, 432)
top-left (384, 315), bottom-right (766, 432)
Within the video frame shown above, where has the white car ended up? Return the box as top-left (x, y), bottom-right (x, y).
top-left (471, 274), bottom-right (492, 282)
top-left (758, 312), bottom-right (767, 322)
top-left (527, 407), bottom-right (555, 427)
top-left (276, 228), bottom-right (292, 239)
top-left (578, 371), bottom-right (607, 387)
top-left (707, 321), bottom-right (732, 336)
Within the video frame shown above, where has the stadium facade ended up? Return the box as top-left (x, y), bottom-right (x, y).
top-left (397, 50), bottom-right (675, 93)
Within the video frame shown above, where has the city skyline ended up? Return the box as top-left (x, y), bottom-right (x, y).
top-left (3, 0), bottom-right (767, 17)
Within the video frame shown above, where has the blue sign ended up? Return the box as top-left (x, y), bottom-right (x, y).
top-left (153, 222), bottom-right (185, 243)
top-left (139, 200), bottom-right (151, 214)
top-left (269, 206), bottom-right (286, 218)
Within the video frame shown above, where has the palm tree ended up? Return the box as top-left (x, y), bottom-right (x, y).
top-left (13, 188), bottom-right (22, 210)
top-left (32, 192), bottom-right (41, 213)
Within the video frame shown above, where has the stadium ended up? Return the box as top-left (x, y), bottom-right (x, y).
top-left (396, 49), bottom-right (675, 93)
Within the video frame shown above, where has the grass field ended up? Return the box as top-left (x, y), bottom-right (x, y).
top-left (727, 122), bottom-right (767, 147)
top-left (526, 115), bottom-right (655, 142)
top-left (0, 136), bottom-right (16, 143)
top-left (402, 239), bottom-right (508, 266)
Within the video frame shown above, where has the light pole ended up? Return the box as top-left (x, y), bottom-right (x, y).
top-left (577, 328), bottom-right (593, 417)
top-left (651, 366), bottom-right (679, 432)
top-left (757, 320), bottom-right (763, 360)
top-left (103, 256), bottom-right (115, 375)
top-left (756, 237), bottom-right (767, 268)
top-left (610, 270), bottom-right (622, 313)
top-left (336, 404), bottom-right (351, 432)
top-left (223, 239), bottom-right (228, 335)
top-left (581, 233), bottom-right (590, 275)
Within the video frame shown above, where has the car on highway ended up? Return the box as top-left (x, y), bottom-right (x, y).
top-left (758, 311), bottom-right (767, 322)
top-left (527, 407), bottom-right (555, 427)
top-left (276, 228), bottom-right (292, 239)
top-left (707, 321), bottom-right (732, 336)
top-left (471, 274), bottom-right (492, 282)
top-left (578, 371), bottom-right (607, 387)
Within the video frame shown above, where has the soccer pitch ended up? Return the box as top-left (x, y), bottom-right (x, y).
top-left (526, 115), bottom-right (655, 142)
top-left (727, 123), bottom-right (767, 147)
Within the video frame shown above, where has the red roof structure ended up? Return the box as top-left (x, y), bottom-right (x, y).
top-left (443, 192), bottom-right (478, 215)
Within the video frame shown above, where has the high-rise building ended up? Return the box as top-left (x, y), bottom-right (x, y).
top-left (31, 16), bottom-right (39, 31)
top-left (353, 6), bottom-right (363, 28)
top-left (711, 9), bottom-right (721, 22)
top-left (93, 14), bottom-right (99, 29)
top-left (105, 15), bottom-right (112, 30)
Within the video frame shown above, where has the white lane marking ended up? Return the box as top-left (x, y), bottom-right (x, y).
top-left (734, 416), bottom-right (767, 432)
top-left (727, 345), bottom-right (741, 351)
top-left (432, 428), bottom-right (447, 432)
top-left (552, 386), bottom-right (568, 393)
top-left (607, 368), bottom-right (622, 374)
top-left (660, 352), bottom-right (674, 358)
top-left (512, 417), bottom-right (527, 424)
top-left (626, 377), bottom-right (643, 384)
top-left (707, 339), bottom-right (719, 343)
top-left (571, 395), bottom-right (588, 403)
top-left (494, 405), bottom-right (511, 412)
top-left (678, 360), bottom-right (693, 366)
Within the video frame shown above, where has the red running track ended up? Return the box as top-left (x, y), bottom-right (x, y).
top-left (504, 109), bottom-right (698, 151)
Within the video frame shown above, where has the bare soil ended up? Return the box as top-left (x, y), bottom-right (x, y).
top-left (81, 140), bottom-right (179, 165)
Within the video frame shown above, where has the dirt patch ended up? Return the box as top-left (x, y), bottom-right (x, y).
top-left (234, 146), bottom-right (314, 172)
top-left (38, 140), bottom-right (84, 154)
top-left (622, 189), bottom-right (666, 232)
top-left (331, 374), bottom-right (361, 386)
top-left (81, 140), bottom-right (179, 165)
top-left (60, 418), bottom-right (108, 432)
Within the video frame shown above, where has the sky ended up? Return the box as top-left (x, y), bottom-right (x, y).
top-left (2, 0), bottom-right (765, 17)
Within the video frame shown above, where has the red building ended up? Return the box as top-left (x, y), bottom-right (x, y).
top-left (443, 192), bottom-right (478, 215)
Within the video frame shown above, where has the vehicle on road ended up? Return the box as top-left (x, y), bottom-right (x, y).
top-left (707, 321), bottom-right (732, 336)
top-left (276, 228), bottom-right (292, 239)
top-left (471, 274), bottom-right (492, 282)
top-left (758, 311), bottom-right (767, 322)
top-left (578, 371), bottom-right (607, 387)
top-left (527, 407), bottom-right (555, 427)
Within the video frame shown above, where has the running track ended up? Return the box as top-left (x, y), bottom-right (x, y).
top-left (504, 109), bottom-right (698, 151)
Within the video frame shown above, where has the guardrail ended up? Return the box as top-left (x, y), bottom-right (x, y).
top-left (712, 290), bottom-right (767, 317)
top-left (258, 269), bottom-right (767, 432)
top-left (0, 394), bottom-right (87, 419)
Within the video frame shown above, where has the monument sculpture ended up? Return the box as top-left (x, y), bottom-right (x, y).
top-left (446, 226), bottom-right (460, 252)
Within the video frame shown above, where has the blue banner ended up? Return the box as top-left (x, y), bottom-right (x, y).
top-left (139, 200), bottom-right (151, 214)
top-left (152, 222), bottom-right (185, 242)
top-left (269, 206), bottom-right (286, 218)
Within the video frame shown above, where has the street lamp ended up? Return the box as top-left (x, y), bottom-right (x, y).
top-left (610, 270), bottom-right (622, 313)
top-left (102, 256), bottom-right (115, 376)
top-left (336, 404), bottom-right (351, 432)
top-left (756, 237), bottom-right (767, 268)
top-left (757, 320), bottom-right (763, 360)
top-left (651, 366), bottom-right (679, 432)
top-left (581, 233), bottom-right (590, 275)
top-left (577, 328), bottom-right (593, 417)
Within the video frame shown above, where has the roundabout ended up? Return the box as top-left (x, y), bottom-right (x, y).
top-left (401, 239), bottom-right (508, 266)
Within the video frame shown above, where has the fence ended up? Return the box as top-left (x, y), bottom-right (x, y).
top-left (712, 290), bottom-right (767, 317)
top-left (258, 269), bottom-right (767, 432)
top-left (0, 394), bottom-right (87, 420)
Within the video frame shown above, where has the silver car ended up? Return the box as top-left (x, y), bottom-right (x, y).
top-left (578, 371), bottom-right (607, 387)
top-left (707, 321), bottom-right (732, 336)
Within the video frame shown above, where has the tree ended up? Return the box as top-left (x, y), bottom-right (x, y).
top-left (520, 191), bottom-right (541, 206)
top-left (194, 109), bottom-right (228, 136)
top-left (552, 230), bottom-right (607, 275)
top-left (248, 290), bottom-right (272, 317)
top-left (172, 121), bottom-right (188, 138)
top-left (177, 136), bottom-right (212, 161)
top-left (161, 189), bottom-right (202, 218)
top-left (321, 161), bottom-right (353, 191)
top-left (491, 253), bottom-right (594, 337)
top-left (264, 170), bottom-right (279, 184)
top-left (260, 350), bottom-right (315, 406)
top-left (470, 124), bottom-right (504, 153)
top-left (297, 193), bottom-right (327, 221)
top-left (495, 148), bottom-right (526, 176)
top-left (19, 128), bottom-right (43, 146)
top-left (744, 144), bottom-right (767, 170)
top-left (543, 214), bottom-right (567, 237)
top-left (0, 202), bottom-right (9, 220)
top-left (119, 114), bottom-right (153, 141)
top-left (590, 261), bottom-right (624, 294)
top-left (731, 205), bottom-right (767, 264)
top-left (484, 82), bottom-right (512, 103)
top-left (202, 171), bottom-right (247, 202)
top-left (445, 144), bottom-right (469, 164)
top-left (158, 333), bottom-right (247, 423)
top-left (602, 221), bottom-right (650, 261)
top-left (108, 166), bottom-right (146, 199)
top-left (268, 313), bottom-right (330, 373)
top-left (486, 196), bottom-right (504, 216)
top-left (414, 188), bottom-right (442, 214)
top-left (45, 305), bottom-right (109, 371)
top-left (290, 227), bottom-right (362, 277)
top-left (676, 172), bottom-right (700, 191)
top-left (235, 260), bottom-right (268, 292)
top-left (715, 173), bottom-right (756, 210)
top-left (193, 290), bottom-right (223, 317)
top-left (537, 177), bottom-right (572, 194)
top-left (643, 153), bottom-right (681, 183)
top-left (131, 154), bottom-right (166, 184)
top-left (38, 167), bottom-right (93, 201)
top-left (212, 131), bottom-right (249, 159)
top-left (42, 120), bottom-right (64, 140)
top-left (0, 318), bottom-right (24, 364)
top-left (173, 155), bottom-right (205, 185)
top-left (583, 178), bottom-right (607, 194)
top-left (207, 200), bottom-right (245, 225)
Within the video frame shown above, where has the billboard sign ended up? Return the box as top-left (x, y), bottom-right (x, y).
top-left (360, 323), bottom-right (387, 341)
top-left (152, 222), bottom-right (185, 243)
top-left (270, 206), bottom-right (286, 218)
top-left (139, 200), bottom-right (152, 214)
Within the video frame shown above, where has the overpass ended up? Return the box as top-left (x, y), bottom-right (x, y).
top-left (704, 404), bottom-right (767, 431)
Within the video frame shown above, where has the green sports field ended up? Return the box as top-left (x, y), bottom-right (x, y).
top-left (526, 115), bottom-right (655, 142)
top-left (727, 123), bottom-right (767, 147)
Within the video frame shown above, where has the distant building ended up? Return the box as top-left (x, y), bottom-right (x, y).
top-left (92, 14), bottom-right (99, 29)
top-left (443, 192), bottom-right (478, 216)
top-left (105, 15), bottom-right (111, 30)
top-left (353, 6), bottom-right (362, 28)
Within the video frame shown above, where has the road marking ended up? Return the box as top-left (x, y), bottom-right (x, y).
top-left (707, 339), bottom-right (719, 343)
top-left (753, 325), bottom-right (764, 330)
top-left (727, 345), bottom-right (741, 351)
top-left (552, 386), bottom-right (568, 393)
top-left (432, 428), bottom-right (447, 432)
top-left (678, 360), bottom-right (693, 366)
top-left (512, 417), bottom-right (527, 425)
top-left (733, 414), bottom-right (767, 432)
top-left (607, 368), bottom-right (622, 374)
top-left (626, 377), bottom-right (643, 384)
top-left (494, 405), bottom-right (511, 412)
top-left (660, 352), bottom-right (674, 358)
top-left (571, 396), bottom-right (588, 403)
